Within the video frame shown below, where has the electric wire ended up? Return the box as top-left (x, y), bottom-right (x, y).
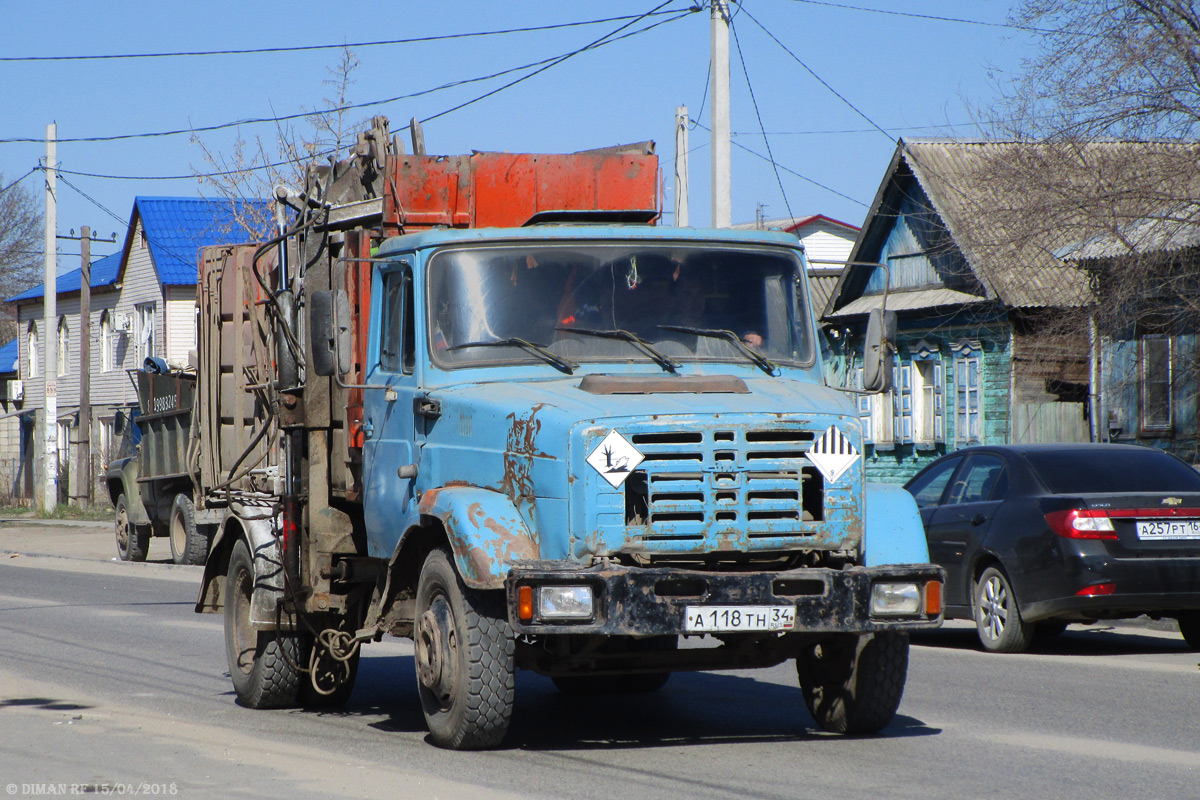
top-left (782, 0), bottom-right (1071, 36)
top-left (692, 120), bottom-right (868, 208)
top-left (0, 5), bottom-right (697, 145)
top-left (737, 5), bottom-right (894, 143)
top-left (420, 3), bottom-right (696, 124)
top-left (729, 14), bottom-right (795, 222)
top-left (0, 167), bottom-right (39, 195)
top-left (0, 11), bottom-right (688, 62)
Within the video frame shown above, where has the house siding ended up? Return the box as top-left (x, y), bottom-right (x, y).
top-left (164, 285), bottom-right (198, 366)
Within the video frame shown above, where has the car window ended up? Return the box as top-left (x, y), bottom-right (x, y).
top-left (1024, 448), bottom-right (1200, 494)
top-left (947, 455), bottom-right (1006, 505)
top-left (906, 457), bottom-right (962, 508)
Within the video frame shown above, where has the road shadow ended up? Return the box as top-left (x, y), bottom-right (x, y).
top-left (346, 654), bottom-right (941, 750)
top-left (911, 623), bottom-right (1193, 657)
top-left (0, 696), bottom-right (93, 712)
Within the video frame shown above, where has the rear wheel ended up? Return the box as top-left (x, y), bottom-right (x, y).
top-left (798, 631), bottom-right (909, 735)
top-left (974, 566), bottom-right (1033, 653)
top-left (1177, 613), bottom-right (1200, 649)
top-left (168, 494), bottom-right (207, 565)
top-left (414, 549), bottom-right (514, 749)
top-left (224, 538), bottom-right (300, 709)
top-left (114, 494), bottom-right (148, 562)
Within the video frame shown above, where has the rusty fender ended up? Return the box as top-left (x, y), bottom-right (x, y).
top-left (418, 485), bottom-right (539, 590)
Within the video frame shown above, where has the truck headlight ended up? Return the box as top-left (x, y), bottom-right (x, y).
top-left (538, 585), bottom-right (594, 620)
top-left (870, 582), bottom-right (921, 616)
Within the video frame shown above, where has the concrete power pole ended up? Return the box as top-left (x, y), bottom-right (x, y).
top-left (710, 0), bottom-right (732, 228)
top-left (674, 105), bottom-right (690, 228)
top-left (42, 123), bottom-right (58, 512)
top-left (76, 227), bottom-right (92, 507)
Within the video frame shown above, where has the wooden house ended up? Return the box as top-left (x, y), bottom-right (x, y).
top-left (824, 139), bottom-right (1094, 484)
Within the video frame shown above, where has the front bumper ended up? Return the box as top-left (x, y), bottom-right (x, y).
top-left (505, 561), bottom-right (946, 636)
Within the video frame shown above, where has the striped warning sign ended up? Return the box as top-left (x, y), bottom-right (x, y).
top-left (805, 425), bottom-right (859, 484)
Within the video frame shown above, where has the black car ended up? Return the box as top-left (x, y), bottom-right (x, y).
top-left (903, 443), bottom-right (1200, 653)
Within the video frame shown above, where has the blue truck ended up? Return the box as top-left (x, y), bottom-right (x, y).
top-left (192, 118), bottom-right (943, 749)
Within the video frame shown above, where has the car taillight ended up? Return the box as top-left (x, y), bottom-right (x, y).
top-left (1044, 508), bottom-right (1118, 540)
top-left (1076, 582), bottom-right (1116, 596)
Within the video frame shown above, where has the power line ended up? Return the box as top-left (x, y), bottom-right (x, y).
top-left (422, 3), bottom-right (695, 124)
top-left (729, 15), bottom-right (795, 222)
top-left (0, 4), bottom-right (698, 146)
top-left (0, 167), bottom-right (39, 195)
top-left (782, 0), bottom-right (1061, 35)
top-left (55, 174), bottom-right (128, 228)
top-left (692, 120), bottom-right (868, 208)
top-left (737, 6), bottom-right (894, 143)
top-left (0, 11), bottom-right (688, 62)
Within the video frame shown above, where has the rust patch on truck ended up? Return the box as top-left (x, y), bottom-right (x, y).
top-left (500, 402), bottom-right (552, 510)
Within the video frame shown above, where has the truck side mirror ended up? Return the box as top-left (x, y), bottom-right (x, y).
top-left (861, 308), bottom-right (896, 393)
top-left (310, 289), bottom-right (353, 377)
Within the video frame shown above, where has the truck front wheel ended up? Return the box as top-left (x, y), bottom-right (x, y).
top-left (797, 631), bottom-right (908, 735)
top-left (414, 548), bottom-right (514, 750)
top-left (224, 538), bottom-right (300, 709)
top-left (114, 495), bottom-right (149, 562)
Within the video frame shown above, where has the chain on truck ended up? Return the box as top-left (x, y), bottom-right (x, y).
top-left (189, 116), bottom-right (945, 749)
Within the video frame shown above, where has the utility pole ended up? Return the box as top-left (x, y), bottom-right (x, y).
top-left (76, 227), bottom-right (92, 507)
top-left (674, 105), bottom-right (690, 227)
top-left (710, 0), bottom-right (732, 228)
top-left (42, 123), bottom-right (58, 512)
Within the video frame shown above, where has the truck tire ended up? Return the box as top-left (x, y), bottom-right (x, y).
top-left (224, 538), bottom-right (300, 709)
top-left (1178, 613), bottom-right (1200, 649)
top-left (414, 548), bottom-right (514, 750)
top-left (114, 494), bottom-right (149, 562)
top-left (797, 631), bottom-right (909, 735)
top-left (168, 494), bottom-right (207, 566)
top-left (974, 566), bottom-right (1033, 653)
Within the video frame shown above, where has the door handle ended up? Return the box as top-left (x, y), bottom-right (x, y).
top-left (971, 514), bottom-right (987, 526)
top-left (362, 418), bottom-right (375, 439)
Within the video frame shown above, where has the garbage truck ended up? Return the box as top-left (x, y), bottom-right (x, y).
top-left (191, 116), bottom-right (944, 749)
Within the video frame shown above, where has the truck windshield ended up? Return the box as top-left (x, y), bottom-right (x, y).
top-left (427, 242), bottom-right (813, 370)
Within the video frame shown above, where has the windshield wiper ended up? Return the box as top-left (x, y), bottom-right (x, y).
top-left (556, 327), bottom-right (679, 373)
top-left (657, 325), bottom-right (780, 376)
top-left (447, 337), bottom-right (578, 374)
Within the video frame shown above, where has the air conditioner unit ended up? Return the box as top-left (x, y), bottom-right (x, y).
top-left (114, 312), bottom-right (132, 332)
top-left (7, 380), bottom-right (23, 401)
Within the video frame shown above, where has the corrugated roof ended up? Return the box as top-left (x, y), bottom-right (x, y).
top-left (1059, 204), bottom-right (1200, 261)
top-left (7, 251), bottom-right (122, 303)
top-left (827, 287), bottom-right (988, 318)
top-left (733, 214), bottom-right (860, 233)
top-left (134, 197), bottom-right (269, 286)
top-left (807, 273), bottom-right (840, 315)
top-left (0, 339), bottom-right (17, 374)
top-left (833, 139), bottom-right (1200, 315)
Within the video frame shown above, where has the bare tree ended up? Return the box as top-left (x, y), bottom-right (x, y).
top-left (999, 1), bottom-right (1200, 140)
top-left (191, 46), bottom-right (366, 237)
top-left (0, 173), bottom-right (45, 342)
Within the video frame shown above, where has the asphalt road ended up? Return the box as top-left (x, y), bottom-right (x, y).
top-left (0, 523), bottom-right (1197, 800)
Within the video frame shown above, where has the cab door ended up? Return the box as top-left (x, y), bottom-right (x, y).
top-left (361, 263), bottom-right (419, 559)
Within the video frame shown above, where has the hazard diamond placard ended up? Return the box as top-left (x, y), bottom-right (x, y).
top-left (805, 425), bottom-right (859, 484)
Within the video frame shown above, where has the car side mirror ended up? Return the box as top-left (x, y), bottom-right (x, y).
top-left (862, 308), bottom-right (896, 393)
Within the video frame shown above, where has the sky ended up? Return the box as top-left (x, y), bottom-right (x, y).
top-left (0, 0), bottom-right (1038, 268)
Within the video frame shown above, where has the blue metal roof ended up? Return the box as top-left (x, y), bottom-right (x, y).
top-left (0, 339), bottom-right (17, 374)
top-left (7, 251), bottom-right (123, 302)
top-left (135, 196), bottom-right (269, 286)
